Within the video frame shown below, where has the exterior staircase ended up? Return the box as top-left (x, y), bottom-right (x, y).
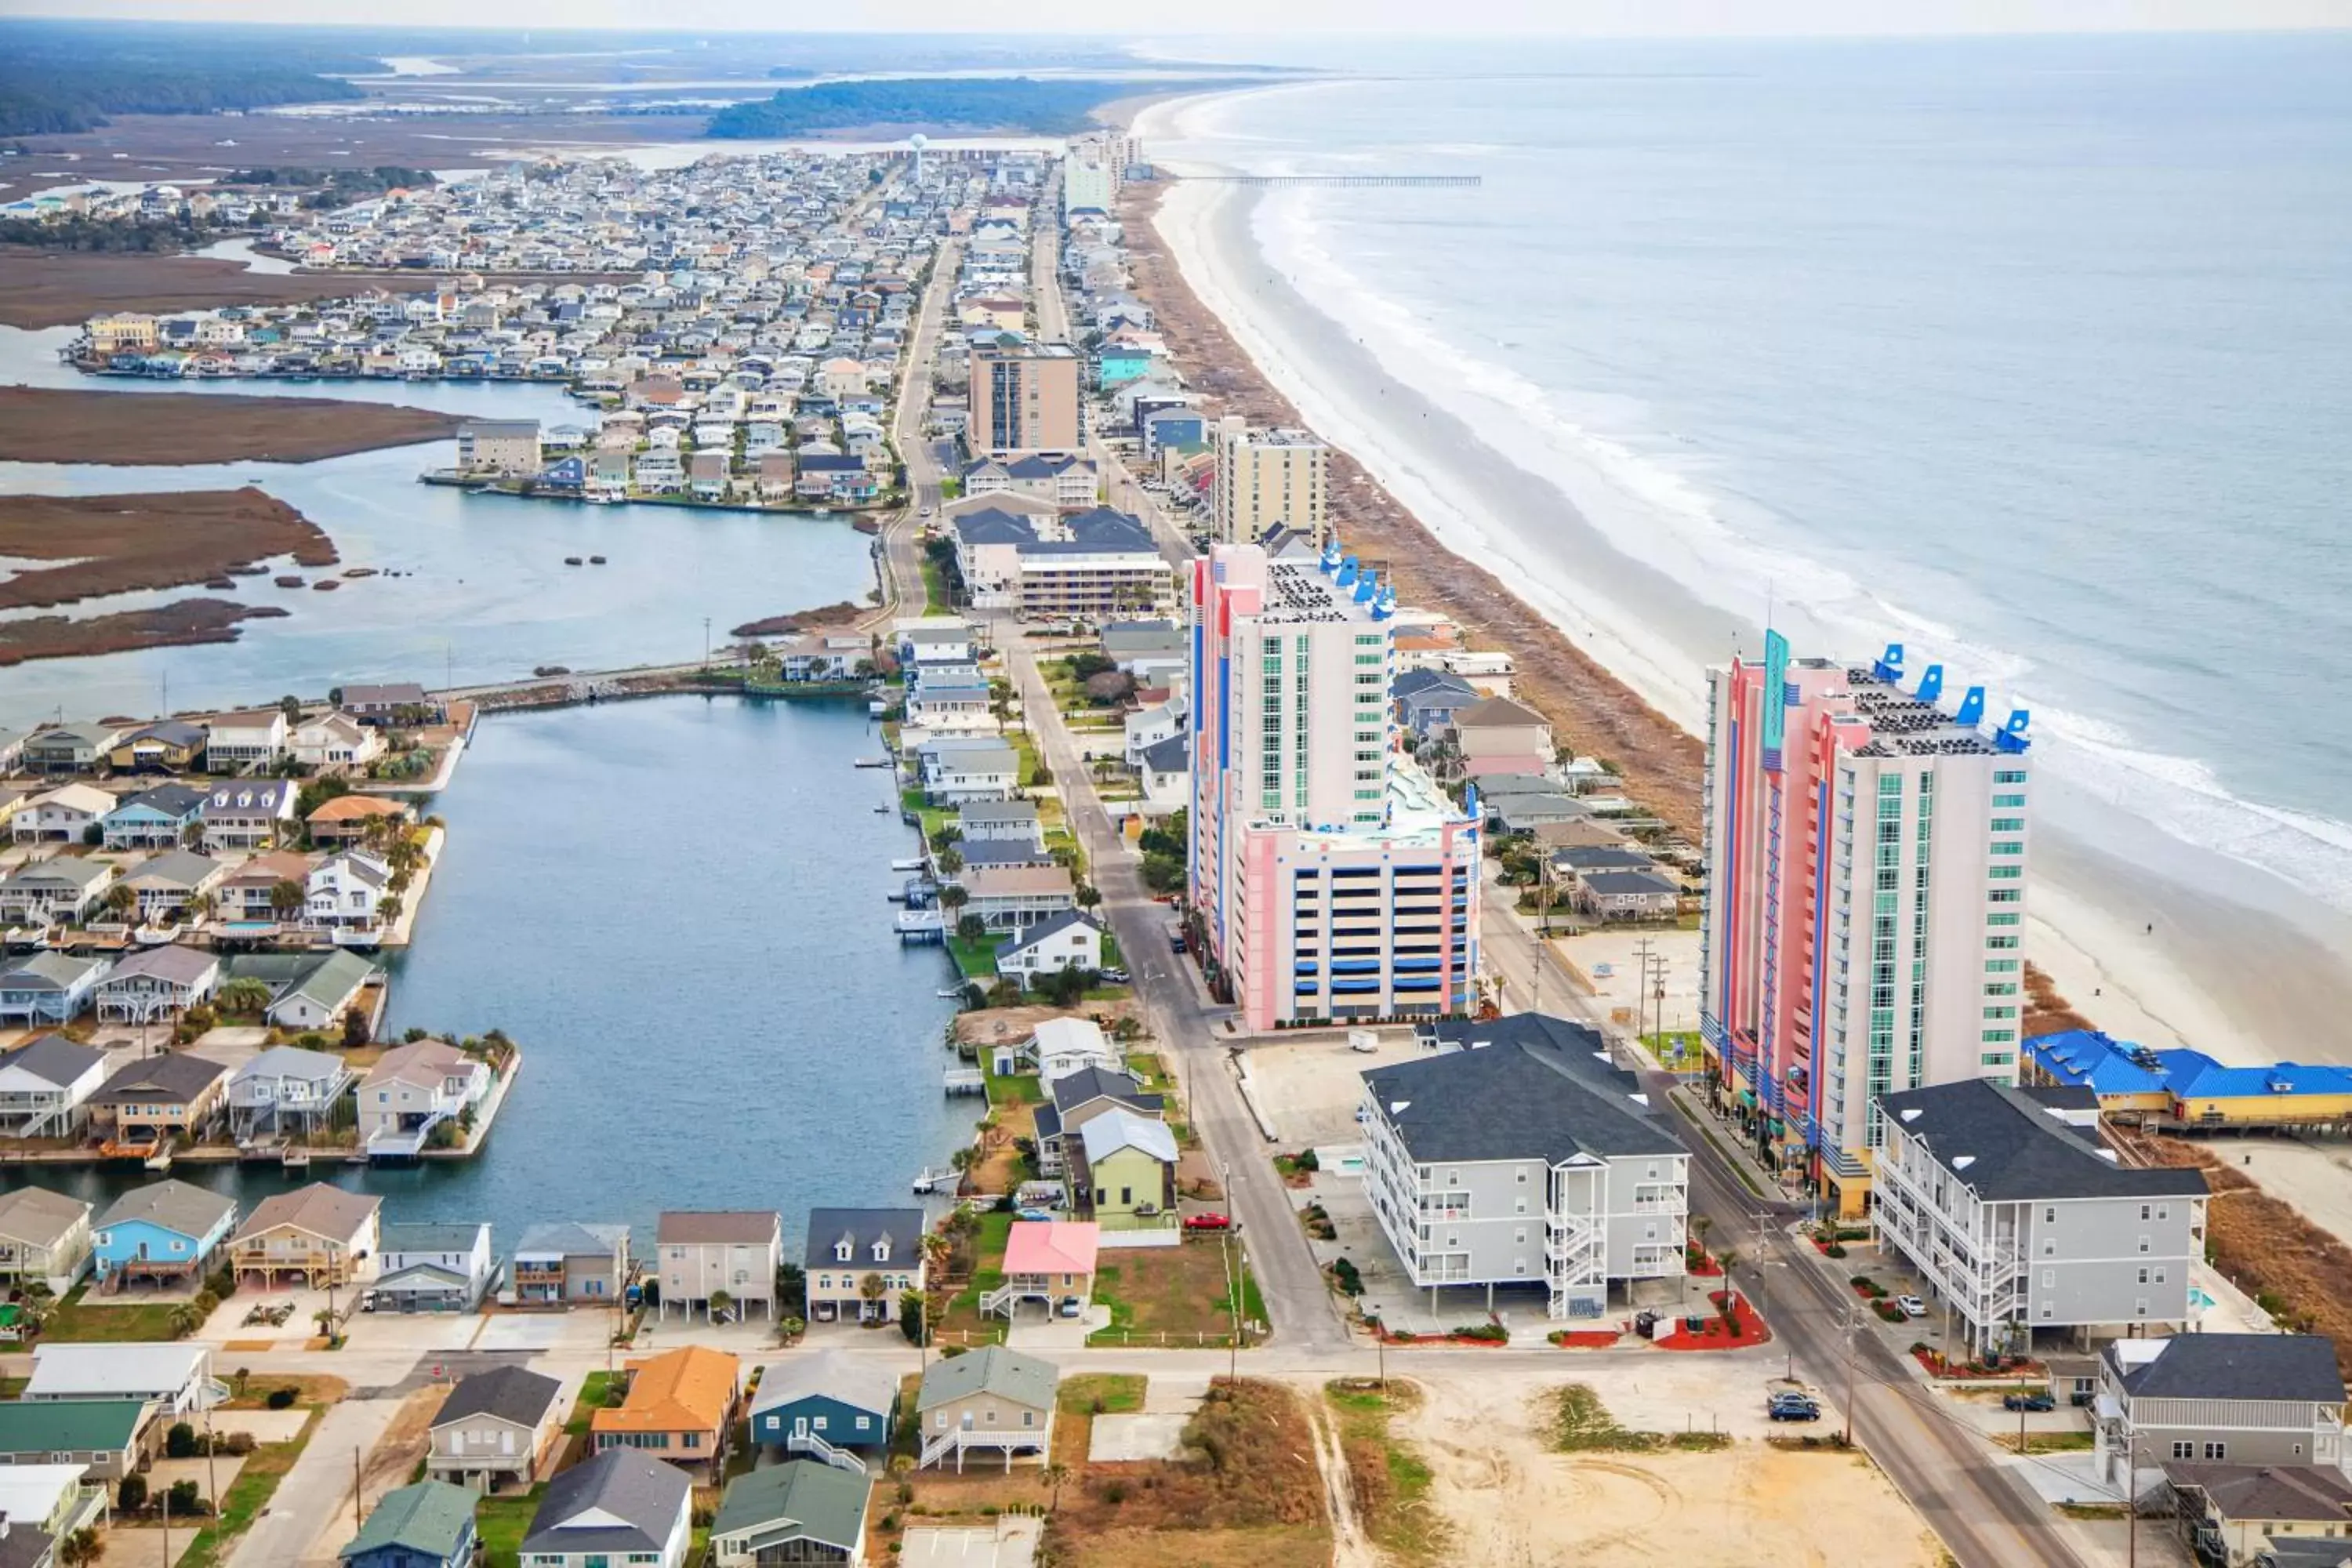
top-left (979, 1283), bottom-right (1022, 1319)
top-left (785, 1428), bottom-right (868, 1476)
top-left (919, 1429), bottom-right (960, 1470)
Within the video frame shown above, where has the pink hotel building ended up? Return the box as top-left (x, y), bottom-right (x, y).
top-left (1699, 637), bottom-right (2034, 1215)
top-left (1187, 539), bottom-right (1481, 1031)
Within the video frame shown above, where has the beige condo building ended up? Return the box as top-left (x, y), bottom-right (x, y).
top-left (972, 340), bottom-right (1080, 455)
top-left (1213, 416), bottom-right (1329, 546)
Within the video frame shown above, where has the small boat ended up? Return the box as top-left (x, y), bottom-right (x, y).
top-left (871, 803), bottom-right (890, 813)
top-left (935, 986), bottom-right (967, 998)
top-left (589, 554), bottom-right (608, 564)
top-left (890, 857), bottom-right (925, 872)
top-left (564, 556), bottom-right (583, 566)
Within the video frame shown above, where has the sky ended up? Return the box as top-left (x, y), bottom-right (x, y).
top-left (28, 0), bottom-right (2352, 31)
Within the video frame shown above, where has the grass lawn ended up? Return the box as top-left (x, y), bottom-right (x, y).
top-left (1324, 1381), bottom-right (1449, 1565)
top-left (2002, 1430), bottom-right (2096, 1455)
top-left (938, 1211), bottom-right (1015, 1345)
top-left (946, 931), bottom-right (999, 978)
top-left (919, 553), bottom-right (953, 615)
top-left (898, 786), bottom-right (956, 844)
top-left (1124, 1051), bottom-right (1172, 1090)
top-left (41, 1284), bottom-right (187, 1342)
top-left (563, 1370), bottom-right (618, 1436)
top-left (474, 1486), bottom-right (544, 1568)
top-left (1058, 1373), bottom-right (1147, 1414)
top-left (180, 1403), bottom-right (325, 1568)
top-left (1088, 1241), bottom-right (1265, 1347)
top-left (983, 1062), bottom-right (1043, 1105)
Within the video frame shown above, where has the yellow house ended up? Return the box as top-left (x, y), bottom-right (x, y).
top-left (87, 314), bottom-right (159, 354)
top-left (1069, 1110), bottom-right (1178, 1233)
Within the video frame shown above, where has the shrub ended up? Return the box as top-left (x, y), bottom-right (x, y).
top-left (1823, 1243), bottom-right (1847, 1258)
top-left (1451, 1323), bottom-right (1508, 1343)
top-left (166, 1421), bottom-right (198, 1458)
top-left (118, 1475), bottom-right (147, 1512)
top-left (266, 1386), bottom-right (297, 1410)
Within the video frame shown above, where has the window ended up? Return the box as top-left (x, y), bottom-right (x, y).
top-left (2139, 1235), bottom-right (2151, 1254)
top-left (2204, 1441), bottom-right (2227, 1461)
top-left (2172, 1441), bottom-right (2194, 1461)
top-left (2043, 1207), bottom-right (2056, 1223)
top-left (1995, 770), bottom-right (2027, 785)
top-left (2040, 1269), bottom-right (2055, 1289)
top-left (2137, 1268), bottom-right (2150, 1285)
top-left (2140, 1205), bottom-right (2151, 1221)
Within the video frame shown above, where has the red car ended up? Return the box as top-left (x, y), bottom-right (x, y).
top-left (1184, 1213), bottom-right (1232, 1232)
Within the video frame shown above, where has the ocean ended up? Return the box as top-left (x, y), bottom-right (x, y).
top-left (1137, 31), bottom-right (2352, 1054)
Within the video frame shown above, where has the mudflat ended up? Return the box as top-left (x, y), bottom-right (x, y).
top-left (0, 387), bottom-right (461, 466)
top-left (0, 487), bottom-right (336, 610)
top-left (0, 600), bottom-right (290, 667)
top-left (0, 247), bottom-right (439, 329)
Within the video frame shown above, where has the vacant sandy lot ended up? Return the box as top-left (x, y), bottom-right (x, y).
top-left (1245, 1029), bottom-right (1422, 1149)
top-left (1555, 925), bottom-right (1703, 1036)
top-left (1399, 1371), bottom-right (1942, 1568)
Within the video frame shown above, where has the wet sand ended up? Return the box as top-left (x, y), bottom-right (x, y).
top-left (0, 387), bottom-right (461, 465)
top-left (0, 600), bottom-right (290, 667)
top-left (0, 487), bottom-right (336, 611)
top-left (1121, 103), bottom-right (2352, 1064)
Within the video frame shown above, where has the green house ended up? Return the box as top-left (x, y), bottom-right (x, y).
top-left (338, 1479), bottom-right (478, 1568)
top-left (709, 1460), bottom-right (870, 1568)
top-left (1071, 1109), bottom-right (1178, 1229)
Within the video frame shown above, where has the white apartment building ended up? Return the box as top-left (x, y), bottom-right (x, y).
top-left (1062, 159), bottom-right (1116, 218)
top-left (1873, 1078), bottom-right (2209, 1356)
top-left (1187, 539), bottom-right (1479, 1030)
top-left (1212, 417), bottom-right (1329, 547)
top-left (1699, 637), bottom-right (2035, 1214)
top-left (950, 505), bottom-right (1171, 619)
top-left (1359, 1014), bottom-right (1689, 1320)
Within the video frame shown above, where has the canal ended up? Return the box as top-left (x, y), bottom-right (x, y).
top-left (0, 696), bottom-right (971, 1257)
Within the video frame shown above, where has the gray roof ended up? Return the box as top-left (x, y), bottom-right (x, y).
top-left (1367, 1014), bottom-right (1686, 1165)
top-left (523, 1449), bottom-right (691, 1556)
top-left (710, 1460), bottom-right (870, 1552)
top-left (381, 1221), bottom-right (488, 1254)
top-left (1138, 733), bottom-right (1189, 773)
top-left (89, 1051), bottom-right (227, 1105)
top-left (959, 799), bottom-right (1038, 824)
top-left (958, 837), bottom-right (1052, 868)
top-left (339, 1479), bottom-right (477, 1563)
top-left (514, 1221), bottom-right (627, 1259)
top-left (1549, 845), bottom-right (1655, 872)
top-left (1079, 1108), bottom-right (1178, 1166)
top-left (952, 504), bottom-right (1156, 557)
top-left (234, 1044), bottom-right (347, 1087)
top-left (803, 1207), bottom-right (924, 1268)
top-left (659, 1210), bottom-right (779, 1245)
top-left (1878, 1079), bottom-right (2209, 1203)
top-left (1579, 869), bottom-right (1680, 898)
top-left (434, 1364), bottom-right (561, 1429)
top-left (96, 1178), bottom-right (234, 1240)
top-left (201, 779), bottom-right (295, 817)
top-left (1051, 1067), bottom-right (1156, 1118)
top-left (750, 1348), bottom-right (898, 1421)
top-left (106, 946), bottom-right (222, 994)
top-left (0, 1033), bottom-right (105, 1088)
top-left (996, 909), bottom-right (1102, 959)
top-left (115, 783), bottom-right (209, 818)
top-left (4, 858), bottom-right (112, 891)
top-left (0, 1185), bottom-right (89, 1248)
top-left (121, 851), bottom-right (223, 891)
top-left (916, 1345), bottom-right (1057, 1413)
top-left (2111, 1334), bottom-right (2345, 1405)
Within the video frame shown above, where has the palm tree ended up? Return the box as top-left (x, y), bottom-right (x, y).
top-left (376, 894), bottom-right (403, 926)
top-left (1073, 883), bottom-right (1101, 910)
top-left (935, 846), bottom-right (964, 877)
top-left (938, 884), bottom-right (970, 914)
top-left (56, 1530), bottom-right (100, 1568)
top-left (218, 977), bottom-right (273, 1018)
top-left (267, 879), bottom-right (306, 922)
top-left (103, 883), bottom-right (136, 924)
top-left (1043, 1461), bottom-right (1069, 1513)
top-left (167, 1303), bottom-right (205, 1340)
top-left (857, 1272), bottom-right (887, 1319)
top-left (708, 1289), bottom-right (734, 1323)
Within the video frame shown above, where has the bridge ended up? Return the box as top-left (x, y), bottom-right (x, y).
top-left (1182, 174), bottom-right (1480, 188)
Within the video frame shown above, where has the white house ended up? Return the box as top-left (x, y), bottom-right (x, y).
top-left (0, 1035), bottom-right (109, 1137)
top-left (520, 1449), bottom-right (694, 1568)
top-left (358, 1040), bottom-right (492, 1157)
top-left (994, 910), bottom-right (1105, 985)
top-left (204, 710), bottom-right (289, 769)
top-left (655, 1210), bottom-right (781, 1322)
top-left (10, 786), bottom-right (117, 844)
top-left (25, 1341), bottom-right (222, 1415)
top-left (289, 713), bottom-right (385, 770)
top-left (306, 851), bottom-right (393, 932)
top-left (372, 1221), bottom-right (496, 1313)
top-left (1018, 1017), bottom-right (1124, 1085)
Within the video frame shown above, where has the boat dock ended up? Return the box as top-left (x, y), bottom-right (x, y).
top-left (911, 1166), bottom-right (953, 1194)
top-left (897, 909), bottom-right (945, 944)
top-left (942, 1065), bottom-right (985, 1095)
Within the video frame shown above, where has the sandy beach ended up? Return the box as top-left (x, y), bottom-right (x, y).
top-left (1126, 91), bottom-right (2352, 1067)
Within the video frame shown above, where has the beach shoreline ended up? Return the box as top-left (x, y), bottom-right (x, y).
top-left (1121, 89), bottom-right (2352, 1068)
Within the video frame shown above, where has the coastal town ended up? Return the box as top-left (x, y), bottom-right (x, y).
top-left (0, 80), bottom-right (2343, 1568)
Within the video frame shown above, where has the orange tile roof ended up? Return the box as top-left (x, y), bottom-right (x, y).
top-left (591, 1345), bottom-right (738, 1437)
top-left (308, 796), bottom-right (411, 823)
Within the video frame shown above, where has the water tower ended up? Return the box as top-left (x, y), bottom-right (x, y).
top-left (909, 132), bottom-right (928, 182)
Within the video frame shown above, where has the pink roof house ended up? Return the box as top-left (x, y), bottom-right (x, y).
top-left (988, 1221), bottom-right (1099, 1320)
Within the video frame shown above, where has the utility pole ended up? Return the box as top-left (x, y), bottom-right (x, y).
top-left (354, 1445), bottom-right (364, 1534)
top-left (1634, 936), bottom-right (1653, 1045)
top-left (160, 1474), bottom-right (170, 1568)
top-left (1842, 1298), bottom-right (1860, 1446)
top-left (203, 1403), bottom-right (218, 1519)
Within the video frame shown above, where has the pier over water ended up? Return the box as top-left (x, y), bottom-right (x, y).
top-left (1182, 174), bottom-right (1482, 187)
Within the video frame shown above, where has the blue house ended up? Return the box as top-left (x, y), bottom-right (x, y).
top-left (1391, 669), bottom-right (1483, 739)
top-left (0, 953), bottom-right (108, 1028)
top-left (103, 783), bottom-right (209, 850)
top-left (538, 456), bottom-right (586, 492)
top-left (93, 1179), bottom-right (237, 1290)
top-left (339, 1479), bottom-right (477, 1568)
top-left (749, 1349), bottom-right (898, 1458)
top-left (1098, 348), bottom-right (1152, 385)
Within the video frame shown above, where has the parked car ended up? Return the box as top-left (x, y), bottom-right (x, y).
top-left (1767, 1396), bottom-right (1820, 1422)
top-left (2002, 1392), bottom-right (2056, 1413)
top-left (1184, 1212), bottom-right (1232, 1232)
top-left (1102, 967), bottom-right (1130, 983)
top-left (1056, 1296), bottom-right (1083, 1319)
top-left (1896, 1295), bottom-right (1927, 1318)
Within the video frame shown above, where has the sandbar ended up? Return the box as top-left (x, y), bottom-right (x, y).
top-left (0, 386), bottom-right (462, 466)
top-left (0, 487), bottom-right (336, 611)
top-left (0, 599), bottom-right (290, 667)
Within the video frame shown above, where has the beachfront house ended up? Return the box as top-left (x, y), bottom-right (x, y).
top-left (306, 851), bottom-right (394, 933)
top-left (427, 1364), bottom-right (564, 1493)
top-left (802, 1207), bottom-right (925, 1326)
top-left (709, 1462), bottom-right (871, 1568)
top-left (358, 1039), bottom-right (491, 1156)
top-left (307, 795), bottom-right (414, 848)
top-left (749, 1349), bottom-right (898, 1461)
top-left (655, 1211), bottom-right (780, 1322)
top-left (92, 1180), bottom-right (236, 1292)
top-left (913, 1346), bottom-right (1058, 1472)
top-left (10, 786), bottom-right (115, 844)
top-left (0, 1035), bottom-right (107, 1135)
top-left (510, 1221), bottom-right (630, 1306)
top-left (520, 1450), bottom-right (693, 1568)
top-left (0, 949), bottom-right (111, 1034)
top-left (337, 684), bottom-right (441, 726)
top-left (372, 1221), bottom-right (495, 1313)
top-left (2095, 1334), bottom-right (2347, 1486)
top-left (0, 1187), bottom-right (93, 1294)
top-left (227, 1183), bottom-right (383, 1290)
top-left (204, 711), bottom-right (289, 771)
top-left (590, 1345), bottom-right (740, 1479)
top-left (218, 851), bottom-right (318, 924)
top-left (201, 779), bottom-right (298, 851)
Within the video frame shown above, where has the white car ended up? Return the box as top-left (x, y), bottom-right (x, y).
top-left (1896, 1294), bottom-right (1928, 1318)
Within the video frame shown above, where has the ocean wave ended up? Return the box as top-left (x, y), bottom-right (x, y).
top-left (1243, 187), bottom-right (2352, 919)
